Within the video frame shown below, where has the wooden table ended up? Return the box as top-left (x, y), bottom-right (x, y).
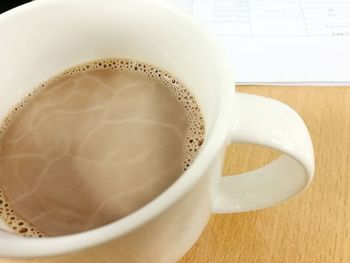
top-left (1, 86), bottom-right (349, 263)
top-left (180, 85), bottom-right (350, 263)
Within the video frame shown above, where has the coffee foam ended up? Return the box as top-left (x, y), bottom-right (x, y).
top-left (0, 58), bottom-right (205, 237)
top-left (0, 189), bottom-right (43, 237)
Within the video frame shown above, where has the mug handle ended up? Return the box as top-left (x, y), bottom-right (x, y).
top-left (213, 92), bottom-right (315, 213)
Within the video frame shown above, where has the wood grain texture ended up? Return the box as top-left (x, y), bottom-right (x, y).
top-left (179, 86), bottom-right (350, 263)
top-left (0, 86), bottom-right (349, 263)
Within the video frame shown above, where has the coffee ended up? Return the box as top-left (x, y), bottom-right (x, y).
top-left (0, 59), bottom-right (205, 237)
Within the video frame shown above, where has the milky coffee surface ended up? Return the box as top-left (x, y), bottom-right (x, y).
top-left (0, 59), bottom-right (205, 237)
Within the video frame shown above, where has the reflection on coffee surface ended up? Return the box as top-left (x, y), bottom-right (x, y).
top-left (0, 59), bottom-right (205, 237)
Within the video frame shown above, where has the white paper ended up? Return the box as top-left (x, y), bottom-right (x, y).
top-left (166, 0), bottom-right (350, 85)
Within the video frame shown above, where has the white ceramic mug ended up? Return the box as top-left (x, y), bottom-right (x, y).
top-left (0, 0), bottom-right (314, 262)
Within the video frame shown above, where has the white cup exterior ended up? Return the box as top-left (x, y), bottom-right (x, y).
top-left (0, 0), bottom-right (314, 262)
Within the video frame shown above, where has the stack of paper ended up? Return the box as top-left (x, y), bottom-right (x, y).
top-left (167, 0), bottom-right (350, 85)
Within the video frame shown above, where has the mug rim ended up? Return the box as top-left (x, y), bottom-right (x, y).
top-left (0, 0), bottom-right (234, 257)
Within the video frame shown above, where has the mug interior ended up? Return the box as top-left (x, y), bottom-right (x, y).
top-left (0, 0), bottom-right (233, 256)
top-left (0, 0), bottom-right (230, 131)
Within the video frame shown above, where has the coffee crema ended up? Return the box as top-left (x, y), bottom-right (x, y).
top-left (0, 59), bottom-right (205, 237)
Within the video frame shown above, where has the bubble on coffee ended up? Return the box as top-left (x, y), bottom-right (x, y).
top-left (0, 58), bottom-right (205, 237)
